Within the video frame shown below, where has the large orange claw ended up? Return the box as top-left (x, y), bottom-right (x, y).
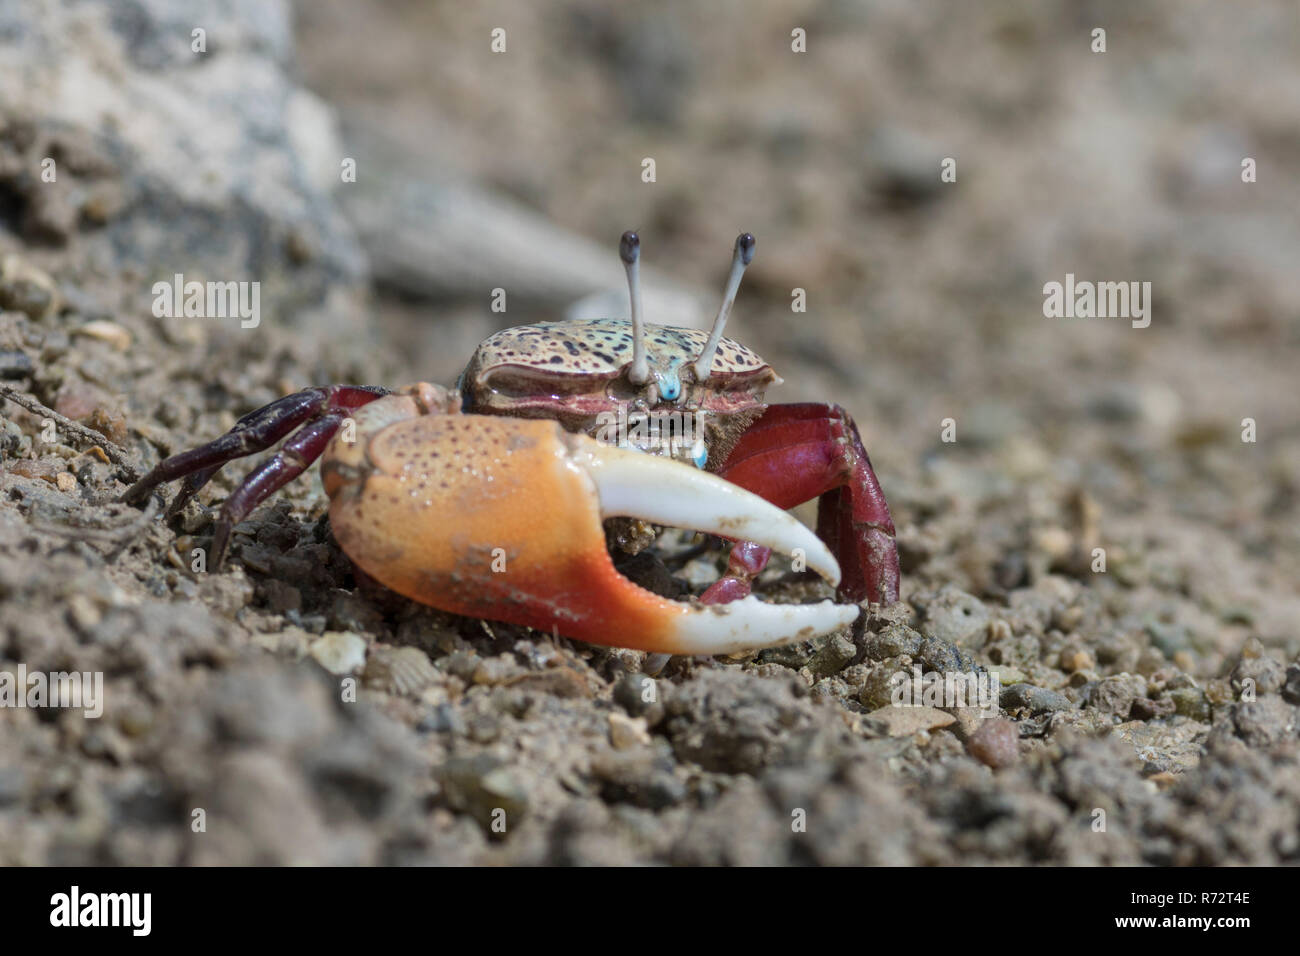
top-left (322, 388), bottom-right (858, 655)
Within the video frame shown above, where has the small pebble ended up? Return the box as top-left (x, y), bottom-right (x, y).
top-left (0, 256), bottom-right (57, 319)
top-left (1061, 650), bottom-right (1094, 672)
top-left (1000, 683), bottom-right (1073, 714)
top-left (1130, 697), bottom-right (1176, 720)
top-left (866, 704), bottom-right (955, 737)
top-left (967, 719), bottom-right (1019, 768)
top-left (8, 459), bottom-right (60, 482)
top-left (75, 320), bottom-right (132, 351)
top-left (0, 349), bottom-right (33, 379)
top-left (608, 712), bottom-right (652, 749)
top-left (614, 672), bottom-right (657, 716)
top-left (308, 631), bottom-right (367, 675)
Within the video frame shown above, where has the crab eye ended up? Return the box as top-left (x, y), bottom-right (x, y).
top-left (656, 358), bottom-right (684, 401)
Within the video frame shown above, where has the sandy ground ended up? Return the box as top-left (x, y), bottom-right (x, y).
top-left (0, 0), bottom-right (1297, 864)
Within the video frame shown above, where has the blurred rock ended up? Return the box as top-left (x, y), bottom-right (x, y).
top-left (0, 0), bottom-right (366, 328)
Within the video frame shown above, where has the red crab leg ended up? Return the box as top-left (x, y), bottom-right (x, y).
top-left (122, 385), bottom-right (387, 510)
top-left (205, 413), bottom-right (347, 566)
top-left (701, 402), bottom-right (899, 606)
top-left (122, 385), bottom-right (388, 564)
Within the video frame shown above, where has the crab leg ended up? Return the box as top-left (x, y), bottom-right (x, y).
top-left (325, 389), bottom-right (858, 655)
top-left (122, 385), bottom-right (388, 508)
top-left (205, 414), bottom-right (347, 566)
top-left (702, 402), bottom-right (899, 606)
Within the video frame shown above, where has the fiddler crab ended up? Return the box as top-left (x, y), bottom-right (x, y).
top-left (124, 232), bottom-right (899, 656)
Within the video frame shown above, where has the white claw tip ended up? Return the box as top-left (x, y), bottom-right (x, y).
top-left (668, 597), bottom-right (858, 656)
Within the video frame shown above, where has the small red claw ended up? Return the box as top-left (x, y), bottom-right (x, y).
top-left (324, 403), bottom-right (857, 656)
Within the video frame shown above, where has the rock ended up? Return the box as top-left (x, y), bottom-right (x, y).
top-left (945, 706), bottom-right (987, 740)
top-left (859, 662), bottom-right (908, 710)
top-left (1282, 664), bottom-right (1300, 706)
top-left (73, 320), bottom-right (132, 351)
top-left (613, 672), bottom-right (658, 716)
top-left (1166, 686), bottom-right (1211, 721)
top-left (990, 665), bottom-right (1028, 685)
top-left (967, 719), bottom-right (1020, 768)
top-left (1146, 771), bottom-right (1179, 790)
top-left (918, 586), bottom-right (991, 647)
top-left (442, 651), bottom-right (480, 682)
top-left (1230, 697), bottom-right (1297, 748)
top-left (259, 578), bottom-right (301, 614)
top-left (1205, 678), bottom-right (1235, 705)
top-left (1087, 674), bottom-right (1148, 716)
top-left (1146, 621), bottom-right (1191, 656)
top-left (662, 669), bottom-right (823, 774)
top-left (608, 712), bottom-right (652, 749)
top-left (1111, 721), bottom-right (1206, 775)
top-left (1130, 697), bottom-right (1176, 721)
top-left (1231, 655), bottom-right (1286, 696)
top-left (805, 632), bottom-right (856, 678)
top-left (0, 0), bottom-right (367, 331)
top-left (0, 256), bottom-right (57, 319)
top-left (860, 623), bottom-right (924, 660)
top-left (434, 755), bottom-right (529, 831)
top-left (1060, 650), bottom-right (1095, 673)
top-left (0, 349), bottom-right (34, 379)
top-left (7, 458), bottom-right (61, 483)
top-left (189, 751), bottom-right (331, 865)
top-left (418, 703), bottom-right (465, 736)
top-left (53, 381), bottom-right (126, 444)
top-left (914, 636), bottom-right (979, 676)
top-left (758, 639), bottom-right (818, 669)
top-left (589, 750), bottom-right (685, 810)
top-left (505, 667), bottom-right (593, 699)
top-left (308, 631), bottom-right (367, 675)
top-left (1000, 683), bottom-right (1074, 714)
top-left (471, 654), bottom-right (520, 685)
top-left (865, 705), bottom-right (956, 737)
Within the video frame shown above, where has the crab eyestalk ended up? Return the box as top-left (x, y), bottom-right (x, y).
top-left (692, 232), bottom-right (756, 382)
top-left (620, 230), bottom-right (651, 386)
